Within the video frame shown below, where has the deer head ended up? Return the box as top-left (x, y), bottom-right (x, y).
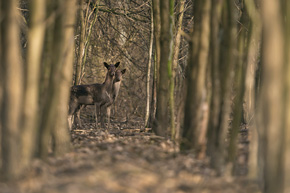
top-left (115, 69), bottom-right (126, 82)
top-left (104, 62), bottom-right (120, 77)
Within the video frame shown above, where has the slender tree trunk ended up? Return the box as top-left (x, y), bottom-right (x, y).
top-left (181, 0), bottom-right (211, 151)
top-left (145, 4), bottom-right (154, 128)
top-left (21, 0), bottom-right (46, 170)
top-left (227, 20), bottom-right (247, 172)
top-left (75, 0), bottom-right (85, 85)
top-left (207, 0), bottom-right (223, 158)
top-left (171, 0), bottom-right (185, 141)
top-left (259, 0), bottom-right (285, 192)
top-left (52, 0), bottom-right (76, 156)
top-left (285, 2), bottom-right (290, 192)
top-left (244, 0), bottom-right (261, 180)
top-left (0, 0), bottom-right (24, 179)
top-left (149, 0), bottom-right (160, 128)
top-left (207, 0), bottom-right (236, 175)
top-left (153, 0), bottom-right (170, 136)
top-left (39, 0), bottom-right (75, 159)
top-left (168, 0), bottom-right (175, 139)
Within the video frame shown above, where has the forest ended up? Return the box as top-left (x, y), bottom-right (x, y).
top-left (0, 0), bottom-right (289, 192)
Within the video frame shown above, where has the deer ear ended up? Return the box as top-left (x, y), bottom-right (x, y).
top-left (115, 62), bottom-right (120, 68)
top-left (104, 62), bottom-right (110, 69)
top-left (121, 69), bottom-right (126, 74)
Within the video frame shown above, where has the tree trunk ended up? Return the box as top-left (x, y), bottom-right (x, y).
top-left (75, 0), bottom-right (85, 85)
top-left (0, 0), bottom-right (24, 179)
top-left (285, 2), bottom-right (290, 192)
top-left (153, 0), bottom-right (170, 136)
top-left (259, 0), bottom-right (285, 192)
top-left (244, 0), bottom-right (261, 180)
top-left (181, 0), bottom-right (211, 151)
top-left (39, 0), bottom-right (75, 159)
top-left (21, 0), bottom-right (46, 170)
top-left (52, 0), bottom-right (76, 156)
top-left (149, 0), bottom-right (160, 128)
top-left (145, 4), bottom-right (154, 128)
top-left (171, 0), bottom-right (185, 141)
top-left (168, 0), bottom-right (175, 139)
top-left (206, 0), bottom-right (223, 159)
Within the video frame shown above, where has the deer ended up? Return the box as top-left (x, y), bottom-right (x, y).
top-left (68, 62), bottom-right (120, 130)
top-left (72, 68), bottom-right (126, 129)
top-left (100, 68), bottom-right (126, 125)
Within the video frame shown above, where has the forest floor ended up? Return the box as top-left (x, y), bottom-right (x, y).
top-left (0, 115), bottom-right (261, 193)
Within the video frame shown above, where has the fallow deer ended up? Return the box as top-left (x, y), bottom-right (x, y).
top-left (68, 62), bottom-right (120, 130)
top-left (73, 68), bottom-right (126, 128)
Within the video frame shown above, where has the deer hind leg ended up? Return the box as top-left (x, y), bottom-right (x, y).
top-left (74, 105), bottom-right (85, 128)
top-left (68, 99), bottom-right (79, 130)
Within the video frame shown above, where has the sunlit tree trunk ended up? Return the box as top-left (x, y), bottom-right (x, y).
top-left (52, 0), bottom-right (76, 156)
top-left (244, 0), bottom-right (262, 180)
top-left (145, 4), bottom-right (154, 128)
top-left (0, 0), bottom-right (24, 179)
top-left (171, 0), bottom-right (185, 141)
top-left (285, 2), bottom-right (290, 192)
top-left (21, 0), bottom-right (46, 170)
top-left (259, 0), bottom-right (285, 192)
top-left (39, 0), bottom-right (76, 159)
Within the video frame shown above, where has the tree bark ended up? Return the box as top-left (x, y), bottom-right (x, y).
top-left (171, 0), bottom-right (185, 141)
top-left (181, 0), bottom-right (211, 151)
top-left (52, 0), bottom-right (76, 156)
top-left (75, 0), bottom-right (85, 85)
top-left (21, 0), bottom-right (46, 170)
top-left (149, 0), bottom-right (160, 128)
top-left (259, 0), bottom-right (285, 192)
top-left (144, 4), bottom-right (154, 128)
top-left (244, 0), bottom-right (261, 180)
top-left (153, 0), bottom-right (170, 136)
top-left (0, 0), bottom-right (24, 179)
top-left (39, 0), bottom-right (76, 159)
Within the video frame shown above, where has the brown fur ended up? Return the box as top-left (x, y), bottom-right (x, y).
top-left (68, 62), bottom-right (120, 129)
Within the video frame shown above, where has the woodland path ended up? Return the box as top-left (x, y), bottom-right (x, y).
top-left (0, 119), bottom-right (260, 193)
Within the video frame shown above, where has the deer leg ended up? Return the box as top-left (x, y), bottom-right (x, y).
top-left (100, 105), bottom-right (106, 128)
top-left (75, 105), bottom-right (85, 128)
top-left (68, 99), bottom-right (79, 130)
top-left (106, 106), bottom-right (111, 129)
top-left (95, 103), bottom-right (100, 129)
top-left (68, 115), bottom-right (73, 130)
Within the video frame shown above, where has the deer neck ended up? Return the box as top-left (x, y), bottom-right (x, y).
top-left (103, 73), bottom-right (114, 93)
top-left (113, 80), bottom-right (121, 101)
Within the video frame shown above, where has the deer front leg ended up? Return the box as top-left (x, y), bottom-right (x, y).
top-left (100, 105), bottom-right (106, 128)
top-left (95, 103), bottom-right (100, 129)
top-left (106, 106), bottom-right (111, 129)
